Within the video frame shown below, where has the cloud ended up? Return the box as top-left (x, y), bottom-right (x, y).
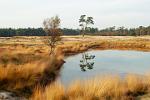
top-left (0, 0), bottom-right (149, 28)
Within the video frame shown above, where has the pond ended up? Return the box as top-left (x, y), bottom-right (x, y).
top-left (59, 50), bottom-right (150, 85)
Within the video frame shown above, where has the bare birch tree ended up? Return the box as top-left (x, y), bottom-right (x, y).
top-left (43, 16), bottom-right (62, 55)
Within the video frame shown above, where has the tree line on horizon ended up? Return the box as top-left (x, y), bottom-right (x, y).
top-left (0, 26), bottom-right (150, 37)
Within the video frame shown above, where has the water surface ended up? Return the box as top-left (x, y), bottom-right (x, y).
top-left (59, 50), bottom-right (150, 85)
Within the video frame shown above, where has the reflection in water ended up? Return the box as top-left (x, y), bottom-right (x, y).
top-left (80, 53), bottom-right (95, 72)
top-left (60, 50), bottom-right (150, 86)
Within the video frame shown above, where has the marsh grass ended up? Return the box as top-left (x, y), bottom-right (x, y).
top-left (31, 75), bottom-right (150, 100)
top-left (57, 37), bottom-right (150, 56)
top-left (0, 36), bottom-right (150, 99)
top-left (0, 53), bottom-right (43, 66)
top-left (0, 53), bottom-right (64, 97)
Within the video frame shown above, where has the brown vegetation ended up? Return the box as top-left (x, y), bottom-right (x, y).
top-left (0, 50), bottom-right (64, 97)
top-left (57, 36), bottom-right (150, 56)
top-left (0, 36), bottom-right (150, 99)
top-left (31, 75), bottom-right (150, 100)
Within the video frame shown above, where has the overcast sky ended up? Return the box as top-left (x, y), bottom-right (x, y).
top-left (0, 0), bottom-right (150, 29)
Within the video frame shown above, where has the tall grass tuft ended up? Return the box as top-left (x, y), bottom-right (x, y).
top-left (31, 75), bottom-right (150, 100)
top-left (0, 53), bottom-right (65, 97)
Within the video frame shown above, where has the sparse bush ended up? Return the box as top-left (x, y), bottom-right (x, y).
top-left (43, 15), bottom-right (62, 55)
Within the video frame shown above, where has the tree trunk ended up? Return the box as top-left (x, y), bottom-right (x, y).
top-left (82, 32), bottom-right (85, 37)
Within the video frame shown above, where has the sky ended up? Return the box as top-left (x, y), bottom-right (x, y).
top-left (0, 0), bottom-right (150, 29)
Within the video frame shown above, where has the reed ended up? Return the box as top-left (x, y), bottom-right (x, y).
top-left (31, 75), bottom-right (150, 100)
top-left (0, 53), bottom-right (64, 97)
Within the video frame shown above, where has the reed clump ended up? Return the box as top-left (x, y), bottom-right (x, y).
top-left (0, 53), bottom-right (64, 97)
top-left (31, 75), bottom-right (150, 100)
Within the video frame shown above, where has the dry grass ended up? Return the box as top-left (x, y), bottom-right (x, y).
top-left (0, 36), bottom-right (65, 97)
top-left (0, 53), bottom-right (43, 66)
top-left (0, 36), bottom-right (150, 57)
top-left (31, 75), bottom-right (150, 100)
top-left (0, 52), bottom-right (64, 97)
top-left (0, 36), bottom-right (150, 99)
top-left (47, 36), bottom-right (150, 57)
